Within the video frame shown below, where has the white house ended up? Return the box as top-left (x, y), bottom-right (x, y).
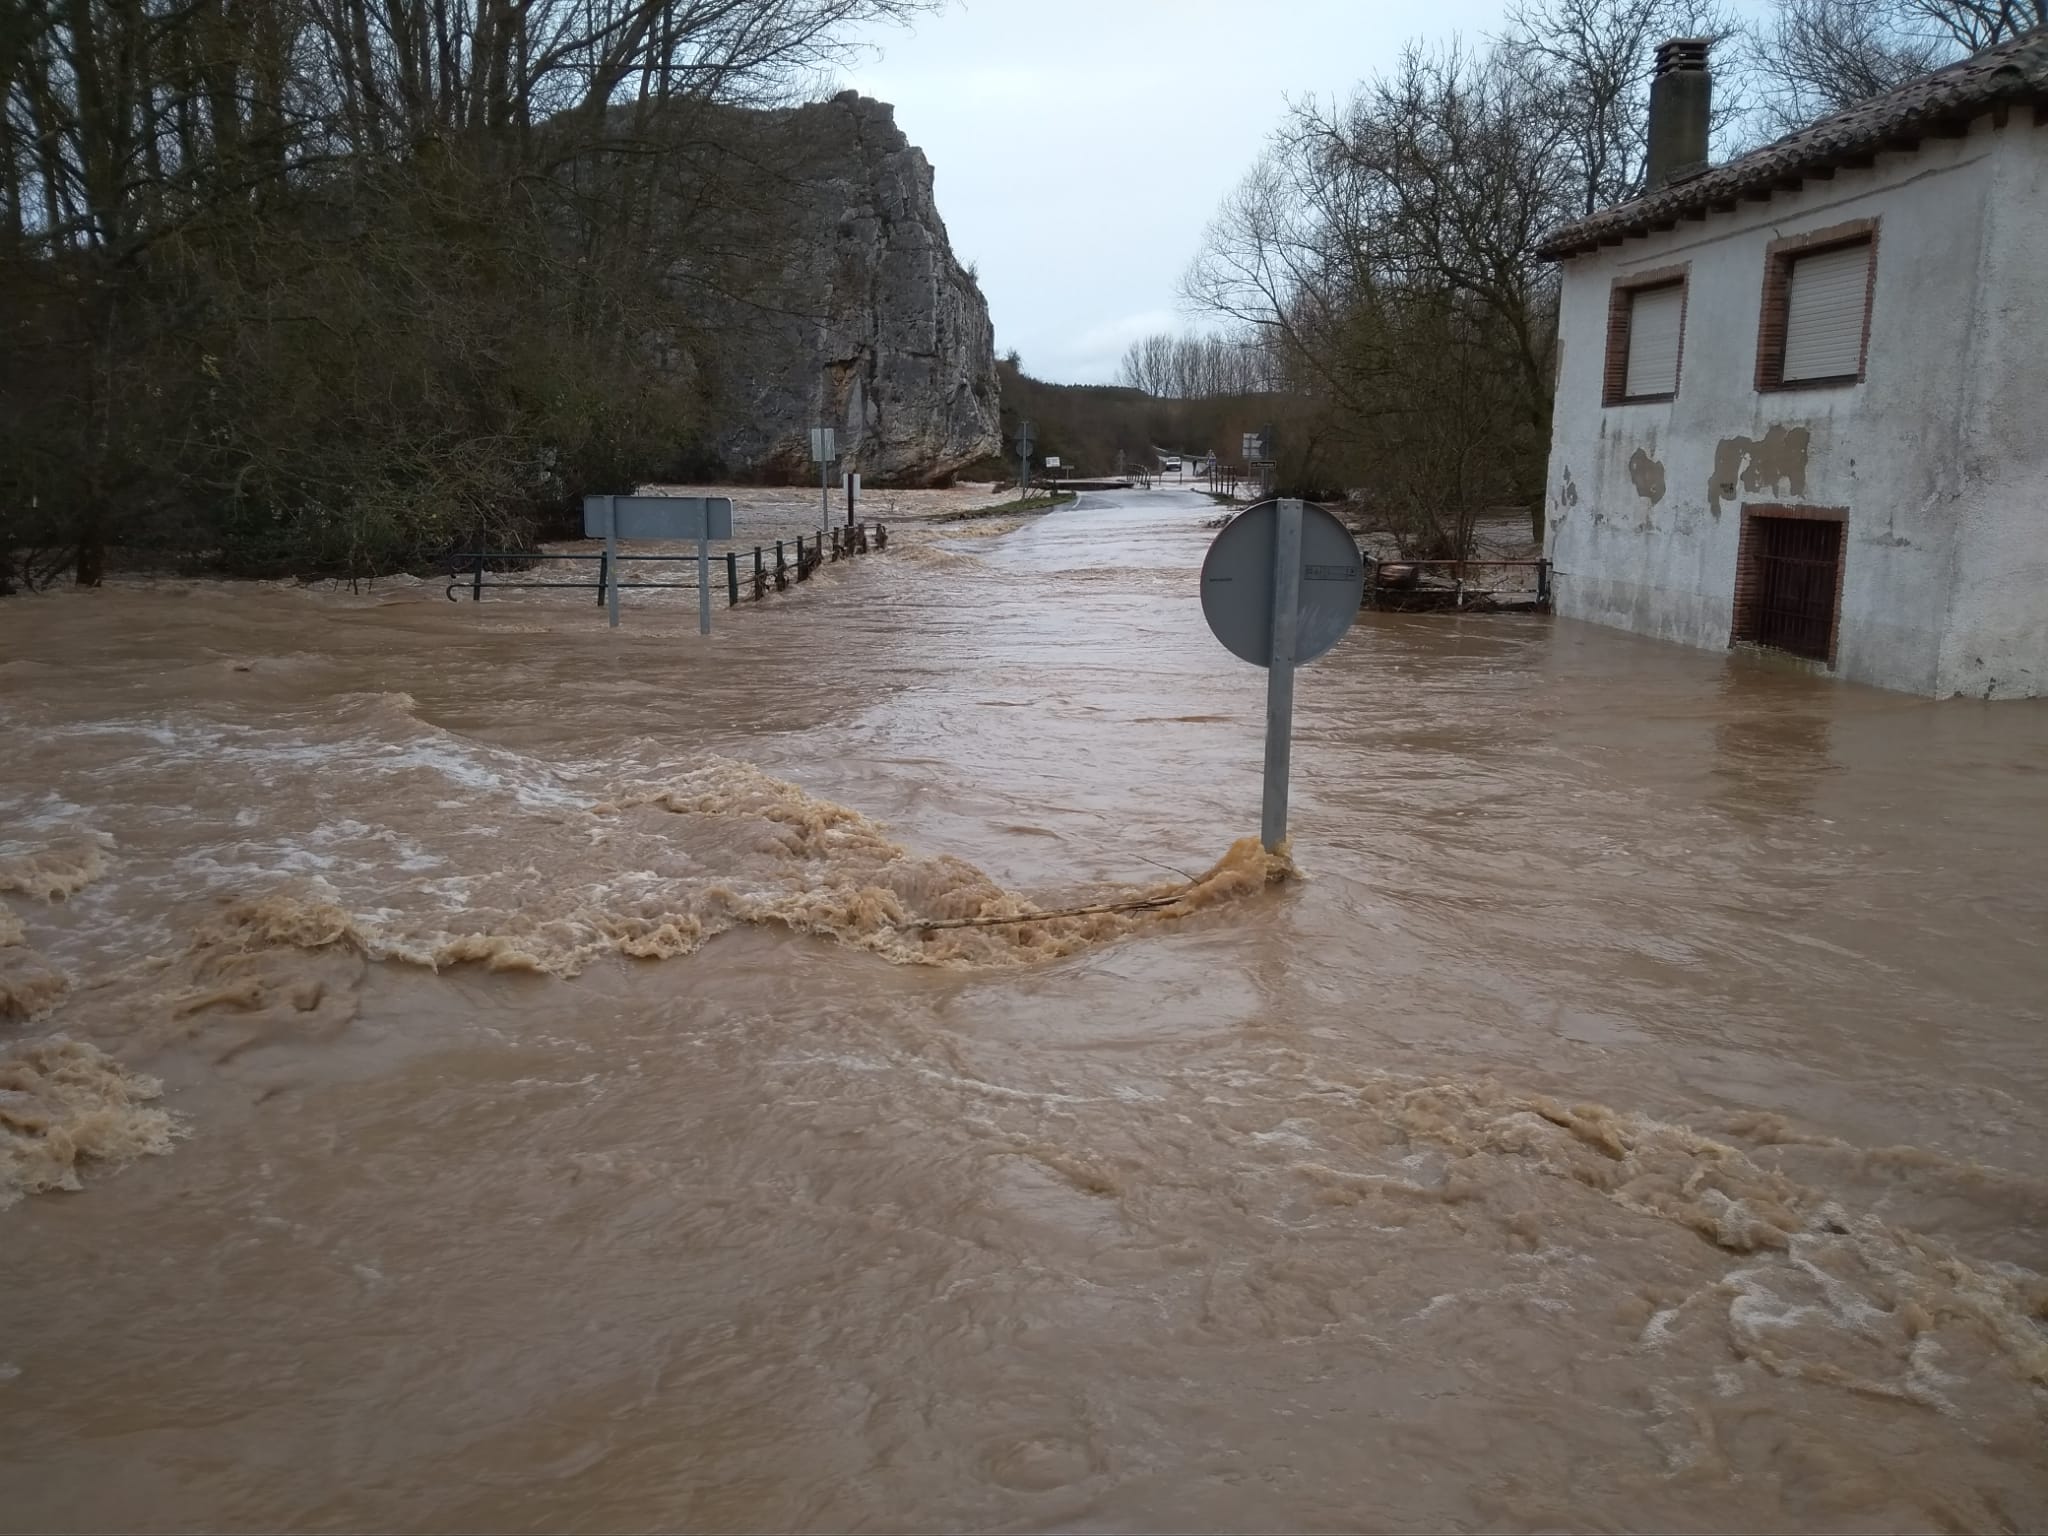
top-left (1538, 31), bottom-right (2048, 698)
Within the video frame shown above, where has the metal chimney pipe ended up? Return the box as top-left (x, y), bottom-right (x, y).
top-left (1647, 38), bottom-right (1712, 189)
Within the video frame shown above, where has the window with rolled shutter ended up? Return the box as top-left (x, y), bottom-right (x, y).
top-left (1623, 283), bottom-right (1685, 398)
top-left (1780, 241), bottom-right (1871, 382)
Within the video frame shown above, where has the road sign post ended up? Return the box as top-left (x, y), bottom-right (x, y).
top-left (1262, 498), bottom-right (1302, 850)
top-left (810, 426), bottom-right (837, 537)
top-left (1200, 498), bottom-right (1364, 851)
top-left (581, 495), bottom-right (736, 633)
top-left (698, 531), bottom-right (711, 636)
top-left (606, 495), bottom-right (621, 629)
top-left (1016, 420), bottom-right (1035, 494)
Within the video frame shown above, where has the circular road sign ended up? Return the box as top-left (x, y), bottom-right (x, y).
top-left (1200, 500), bottom-right (1365, 667)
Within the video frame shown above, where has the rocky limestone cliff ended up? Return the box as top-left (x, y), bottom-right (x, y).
top-left (709, 92), bottom-right (999, 485)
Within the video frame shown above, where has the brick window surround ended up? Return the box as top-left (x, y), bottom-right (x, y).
top-left (1601, 264), bottom-right (1690, 406)
top-left (1731, 503), bottom-right (1850, 667)
top-left (1755, 219), bottom-right (1879, 393)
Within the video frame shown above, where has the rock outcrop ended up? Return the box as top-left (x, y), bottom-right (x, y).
top-left (707, 92), bottom-right (999, 485)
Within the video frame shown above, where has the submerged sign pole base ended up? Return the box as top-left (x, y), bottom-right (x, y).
top-left (1200, 497), bottom-right (1365, 854)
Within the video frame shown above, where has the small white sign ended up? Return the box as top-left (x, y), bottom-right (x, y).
top-left (1045, 456), bottom-right (1062, 470)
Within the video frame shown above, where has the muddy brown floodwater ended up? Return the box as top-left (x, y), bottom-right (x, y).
top-left (3, 488), bottom-right (2046, 1532)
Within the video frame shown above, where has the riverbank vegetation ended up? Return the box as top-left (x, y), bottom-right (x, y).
top-left (0, 0), bottom-right (938, 590)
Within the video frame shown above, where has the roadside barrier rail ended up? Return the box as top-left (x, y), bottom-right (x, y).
top-left (1365, 556), bottom-right (1551, 613)
top-left (445, 523), bottom-right (887, 606)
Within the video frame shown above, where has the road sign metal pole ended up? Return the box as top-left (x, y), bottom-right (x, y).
top-left (697, 534), bottom-right (711, 635)
top-left (606, 495), bottom-right (621, 629)
top-left (1261, 498), bottom-right (1303, 851)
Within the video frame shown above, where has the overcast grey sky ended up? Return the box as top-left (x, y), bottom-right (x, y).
top-left (845, 0), bottom-right (1515, 384)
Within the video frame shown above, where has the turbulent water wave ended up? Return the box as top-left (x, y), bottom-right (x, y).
top-left (0, 738), bottom-right (1293, 1204)
top-left (0, 949), bottom-right (68, 1023)
top-left (187, 757), bottom-right (1292, 976)
top-left (1258, 1058), bottom-right (2048, 1414)
top-left (0, 835), bottom-right (109, 1021)
top-left (0, 834), bottom-right (111, 902)
top-left (0, 1037), bottom-right (181, 1207)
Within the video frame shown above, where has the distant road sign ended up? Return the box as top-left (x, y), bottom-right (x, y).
top-left (1201, 500), bottom-right (1362, 666)
top-left (1045, 455), bottom-right (1062, 470)
top-left (810, 427), bottom-right (837, 463)
top-left (1016, 420), bottom-right (1036, 454)
top-left (582, 495), bottom-right (735, 541)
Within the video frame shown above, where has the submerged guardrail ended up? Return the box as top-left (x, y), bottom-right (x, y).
top-left (445, 522), bottom-right (887, 606)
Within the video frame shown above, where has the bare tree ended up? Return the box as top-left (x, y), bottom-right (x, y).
top-left (1184, 37), bottom-right (1610, 552)
top-left (1747, 0), bottom-right (2044, 125)
top-left (1115, 330), bottom-right (1280, 397)
top-left (1499, 0), bottom-right (1745, 217)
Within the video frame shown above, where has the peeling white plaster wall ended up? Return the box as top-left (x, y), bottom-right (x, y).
top-left (1542, 113), bottom-right (2047, 698)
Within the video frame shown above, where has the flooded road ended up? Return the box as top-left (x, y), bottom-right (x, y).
top-left (3, 487), bottom-right (2046, 1531)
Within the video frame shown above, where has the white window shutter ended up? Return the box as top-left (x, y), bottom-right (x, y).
top-left (1624, 285), bottom-right (1684, 398)
top-left (1782, 243), bottom-right (1871, 381)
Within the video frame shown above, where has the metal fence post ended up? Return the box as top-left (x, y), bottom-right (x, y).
top-left (596, 549), bottom-right (608, 608)
top-left (471, 554), bottom-right (483, 602)
top-left (727, 550), bottom-right (739, 607)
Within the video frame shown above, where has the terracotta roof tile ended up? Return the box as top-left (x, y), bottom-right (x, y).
top-left (1538, 28), bottom-right (2048, 259)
